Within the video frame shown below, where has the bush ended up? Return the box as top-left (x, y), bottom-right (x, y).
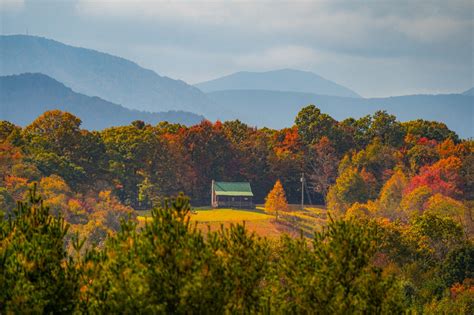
top-left (2, 188), bottom-right (407, 313)
top-left (0, 184), bottom-right (80, 313)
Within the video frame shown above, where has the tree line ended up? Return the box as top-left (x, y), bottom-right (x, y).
top-left (1, 105), bottom-right (473, 312)
top-left (1, 105), bottom-right (463, 209)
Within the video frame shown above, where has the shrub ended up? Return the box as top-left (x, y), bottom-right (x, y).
top-left (0, 184), bottom-right (80, 313)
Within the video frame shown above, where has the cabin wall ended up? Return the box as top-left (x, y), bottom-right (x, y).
top-left (215, 195), bottom-right (253, 209)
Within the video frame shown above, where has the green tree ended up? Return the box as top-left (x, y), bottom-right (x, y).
top-left (295, 105), bottom-right (338, 145)
top-left (327, 167), bottom-right (371, 214)
top-left (272, 219), bottom-right (405, 313)
top-left (22, 110), bottom-right (108, 188)
top-left (0, 120), bottom-right (22, 145)
top-left (0, 184), bottom-right (80, 313)
top-left (23, 110), bottom-right (82, 155)
top-left (101, 123), bottom-right (186, 207)
top-left (82, 193), bottom-right (271, 313)
top-left (369, 111), bottom-right (405, 147)
top-left (403, 119), bottom-right (459, 142)
top-left (340, 115), bottom-right (372, 149)
top-left (442, 243), bottom-right (474, 287)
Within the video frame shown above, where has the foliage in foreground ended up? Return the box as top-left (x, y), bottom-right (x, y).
top-left (1, 187), bottom-right (409, 314)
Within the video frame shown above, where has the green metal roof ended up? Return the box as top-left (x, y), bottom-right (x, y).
top-left (214, 182), bottom-right (254, 196)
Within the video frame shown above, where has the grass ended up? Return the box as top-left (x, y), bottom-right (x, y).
top-left (189, 208), bottom-right (271, 222)
top-left (136, 204), bottom-right (328, 239)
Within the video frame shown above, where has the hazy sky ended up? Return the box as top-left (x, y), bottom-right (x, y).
top-left (1, 0), bottom-right (473, 97)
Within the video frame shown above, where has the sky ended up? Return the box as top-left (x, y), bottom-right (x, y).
top-left (1, 0), bottom-right (473, 97)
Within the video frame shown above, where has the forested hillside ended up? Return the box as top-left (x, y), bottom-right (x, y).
top-left (0, 73), bottom-right (204, 128)
top-left (0, 35), bottom-right (213, 113)
top-left (1, 106), bottom-right (473, 313)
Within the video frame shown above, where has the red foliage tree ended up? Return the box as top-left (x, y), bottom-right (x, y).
top-left (405, 156), bottom-right (463, 199)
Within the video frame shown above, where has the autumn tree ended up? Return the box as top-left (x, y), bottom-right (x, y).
top-left (424, 194), bottom-right (467, 225)
top-left (268, 127), bottom-right (304, 203)
top-left (101, 122), bottom-right (186, 207)
top-left (400, 185), bottom-right (433, 217)
top-left (22, 110), bottom-right (108, 188)
top-left (406, 137), bottom-right (440, 172)
top-left (222, 119), bottom-right (253, 145)
top-left (327, 167), bottom-right (372, 215)
top-left (265, 180), bottom-right (288, 220)
top-left (0, 120), bottom-right (22, 145)
top-left (306, 136), bottom-right (339, 201)
top-left (237, 130), bottom-right (273, 202)
top-left (23, 110), bottom-right (82, 156)
top-left (182, 120), bottom-right (238, 205)
top-left (377, 169), bottom-right (408, 220)
top-left (350, 139), bottom-right (400, 192)
top-left (402, 119), bottom-right (459, 142)
top-left (459, 147), bottom-right (474, 200)
top-left (345, 202), bottom-right (376, 220)
top-left (405, 156), bottom-right (463, 199)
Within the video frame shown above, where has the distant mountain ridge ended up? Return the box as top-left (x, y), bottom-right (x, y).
top-left (195, 69), bottom-right (361, 98)
top-left (463, 87), bottom-right (474, 96)
top-left (206, 89), bottom-right (473, 138)
top-left (0, 35), bottom-right (213, 114)
top-left (0, 73), bottom-right (204, 129)
top-left (1, 35), bottom-right (471, 137)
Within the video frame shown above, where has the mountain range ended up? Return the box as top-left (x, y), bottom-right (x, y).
top-left (0, 73), bottom-right (204, 129)
top-left (195, 69), bottom-right (361, 98)
top-left (206, 90), bottom-right (473, 137)
top-left (1, 35), bottom-right (472, 138)
top-left (0, 35), bottom-right (211, 114)
top-left (463, 87), bottom-right (474, 96)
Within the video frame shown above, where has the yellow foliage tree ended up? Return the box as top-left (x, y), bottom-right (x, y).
top-left (265, 180), bottom-right (288, 220)
top-left (425, 194), bottom-right (467, 225)
top-left (345, 201), bottom-right (377, 220)
top-left (377, 169), bottom-right (408, 220)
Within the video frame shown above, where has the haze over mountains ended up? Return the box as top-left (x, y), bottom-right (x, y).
top-left (0, 35), bottom-right (211, 114)
top-left (195, 69), bottom-right (361, 98)
top-left (0, 73), bottom-right (204, 129)
top-left (207, 90), bottom-right (473, 138)
top-left (463, 87), bottom-right (474, 96)
top-left (1, 35), bottom-right (472, 138)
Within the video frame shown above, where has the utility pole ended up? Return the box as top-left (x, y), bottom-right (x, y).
top-left (301, 172), bottom-right (305, 210)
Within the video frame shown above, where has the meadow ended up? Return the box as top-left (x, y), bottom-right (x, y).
top-left (137, 204), bottom-right (327, 239)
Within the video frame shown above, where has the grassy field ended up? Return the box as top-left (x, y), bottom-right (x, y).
top-left (137, 204), bottom-right (328, 239)
top-left (189, 208), bottom-right (272, 222)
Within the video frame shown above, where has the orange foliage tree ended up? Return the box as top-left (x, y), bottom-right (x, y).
top-left (405, 156), bottom-right (463, 199)
top-left (264, 180), bottom-right (288, 220)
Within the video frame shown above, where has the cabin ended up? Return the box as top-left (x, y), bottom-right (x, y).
top-left (211, 180), bottom-right (254, 209)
